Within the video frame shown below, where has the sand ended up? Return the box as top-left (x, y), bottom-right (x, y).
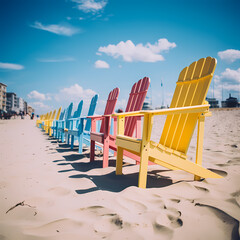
top-left (0, 109), bottom-right (239, 240)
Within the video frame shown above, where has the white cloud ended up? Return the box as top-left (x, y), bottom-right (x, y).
top-left (30, 102), bottom-right (51, 111)
top-left (210, 67), bottom-right (240, 100)
top-left (28, 90), bottom-right (47, 101)
top-left (30, 21), bottom-right (80, 36)
top-left (59, 84), bottom-right (96, 98)
top-left (37, 57), bottom-right (76, 63)
top-left (98, 38), bottom-right (176, 62)
top-left (214, 68), bottom-right (240, 85)
top-left (218, 49), bottom-right (240, 63)
top-left (56, 84), bottom-right (97, 115)
top-left (28, 84), bottom-right (97, 115)
top-left (72, 0), bottom-right (107, 13)
top-left (0, 62), bottom-right (24, 70)
top-left (94, 60), bottom-right (109, 68)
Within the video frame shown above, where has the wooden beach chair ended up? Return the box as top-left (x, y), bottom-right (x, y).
top-left (65, 100), bottom-right (83, 144)
top-left (52, 109), bottom-right (65, 138)
top-left (36, 114), bottom-right (44, 127)
top-left (39, 113), bottom-right (48, 129)
top-left (47, 107), bottom-right (62, 137)
top-left (90, 77), bottom-right (150, 168)
top-left (57, 103), bottom-right (73, 142)
top-left (114, 57), bottom-right (223, 188)
top-left (45, 109), bottom-right (56, 134)
top-left (87, 87), bottom-right (120, 167)
top-left (66, 94), bottom-right (98, 153)
top-left (42, 111), bottom-right (52, 131)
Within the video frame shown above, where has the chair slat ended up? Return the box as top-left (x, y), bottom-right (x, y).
top-left (125, 77), bottom-right (150, 136)
top-left (99, 88), bottom-right (120, 133)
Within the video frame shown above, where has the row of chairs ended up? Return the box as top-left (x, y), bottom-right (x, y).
top-left (37, 57), bottom-right (222, 188)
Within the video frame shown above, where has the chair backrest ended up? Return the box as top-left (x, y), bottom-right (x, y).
top-left (51, 110), bottom-right (56, 120)
top-left (84, 94), bottom-right (98, 131)
top-left (55, 107), bottom-right (62, 120)
top-left (124, 77), bottom-right (150, 136)
top-left (59, 109), bottom-right (65, 120)
top-left (48, 111), bottom-right (53, 120)
top-left (100, 87), bottom-right (120, 133)
top-left (66, 103), bottom-right (73, 119)
top-left (160, 57), bottom-right (217, 154)
top-left (44, 113), bottom-right (48, 120)
top-left (73, 100), bottom-right (83, 118)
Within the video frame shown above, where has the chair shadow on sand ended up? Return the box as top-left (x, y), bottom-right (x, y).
top-left (69, 168), bottom-right (186, 194)
top-left (51, 139), bottom-right (198, 193)
top-left (53, 145), bottom-right (226, 194)
top-left (54, 150), bottom-right (188, 193)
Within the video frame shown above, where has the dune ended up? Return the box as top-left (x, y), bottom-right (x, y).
top-left (0, 109), bottom-right (239, 239)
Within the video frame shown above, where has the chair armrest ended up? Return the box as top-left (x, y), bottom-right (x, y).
top-left (112, 111), bottom-right (143, 118)
top-left (139, 104), bottom-right (210, 116)
top-left (87, 115), bottom-right (104, 120)
top-left (68, 117), bottom-right (79, 121)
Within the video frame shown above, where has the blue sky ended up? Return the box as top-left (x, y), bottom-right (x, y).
top-left (0, 0), bottom-right (240, 114)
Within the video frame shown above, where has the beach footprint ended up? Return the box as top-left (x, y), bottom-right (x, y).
top-left (77, 206), bottom-right (123, 235)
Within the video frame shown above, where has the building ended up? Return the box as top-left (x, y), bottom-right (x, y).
top-left (0, 83), bottom-right (7, 111)
top-left (206, 97), bottom-right (219, 108)
top-left (222, 94), bottom-right (239, 108)
top-left (24, 101), bottom-right (28, 114)
top-left (142, 97), bottom-right (153, 110)
top-left (17, 97), bottom-right (25, 113)
top-left (142, 84), bottom-right (153, 110)
top-left (6, 92), bottom-right (18, 112)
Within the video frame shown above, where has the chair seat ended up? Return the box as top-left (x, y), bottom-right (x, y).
top-left (116, 135), bottom-right (141, 154)
top-left (68, 129), bottom-right (79, 136)
top-left (91, 132), bottom-right (104, 143)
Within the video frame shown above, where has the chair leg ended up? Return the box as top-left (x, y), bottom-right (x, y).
top-left (102, 142), bottom-right (109, 168)
top-left (138, 152), bottom-right (149, 189)
top-left (138, 113), bottom-right (152, 189)
top-left (116, 147), bottom-right (123, 175)
top-left (78, 134), bottom-right (83, 154)
top-left (90, 140), bottom-right (95, 162)
top-left (61, 133), bottom-right (65, 142)
top-left (71, 135), bottom-right (74, 149)
top-left (194, 114), bottom-right (205, 181)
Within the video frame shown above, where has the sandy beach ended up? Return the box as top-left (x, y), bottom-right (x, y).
top-left (0, 109), bottom-right (239, 240)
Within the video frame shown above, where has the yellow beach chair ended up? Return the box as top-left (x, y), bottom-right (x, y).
top-left (48, 107), bottom-right (62, 136)
top-left (36, 114), bottom-right (44, 127)
top-left (42, 111), bottom-right (52, 131)
top-left (45, 110), bottom-right (56, 134)
top-left (38, 113), bottom-right (48, 129)
top-left (114, 57), bottom-right (223, 188)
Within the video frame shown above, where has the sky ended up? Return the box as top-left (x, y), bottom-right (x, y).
top-left (0, 0), bottom-right (240, 115)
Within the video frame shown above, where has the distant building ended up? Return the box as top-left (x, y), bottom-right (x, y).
top-left (142, 99), bottom-right (153, 110)
top-left (6, 92), bottom-right (18, 112)
top-left (142, 84), bottom-right (153, 110)
top-left (0, 83), bottom-right (7, 111)
top-left (206, 97), bottom-right (219, 108)
top-left (16, 97), bottom-right (25, 113)
top-left (221, 100), bottom-right (227, 108)
top-left (24, 101), bottom-right (28, 114)
top-left (222, 94), bottom-right (239, 108)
